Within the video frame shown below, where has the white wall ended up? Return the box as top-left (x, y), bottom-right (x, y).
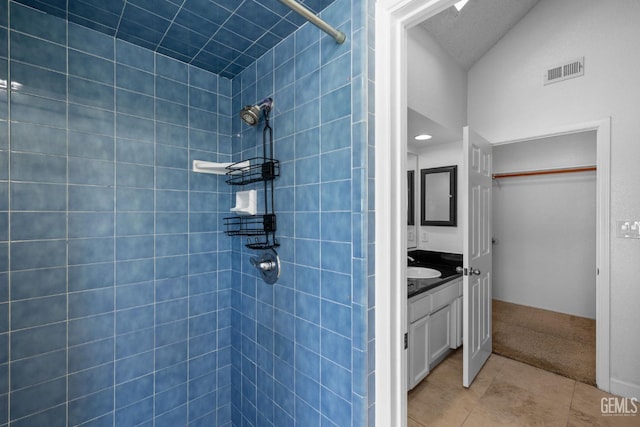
top-left (468, 0), bottom-right (640, 397)
top-left (414, 141), bottom-right (463, 253)
top-left (492, 132), bottom-right (596, 318)
top-left (407, 26), bottom-right (467, 131)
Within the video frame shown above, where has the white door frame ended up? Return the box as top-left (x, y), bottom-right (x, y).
top-left (374, 0), bottom-right (612, 425)
top-left (375, 1), bottom-right (462, 426)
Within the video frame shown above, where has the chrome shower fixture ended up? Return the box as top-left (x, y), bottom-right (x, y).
top-left (240, 98), bottom-right (273, 126)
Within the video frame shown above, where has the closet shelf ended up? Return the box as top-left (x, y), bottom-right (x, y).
top-left (225, 157), bottom-right (280, 185)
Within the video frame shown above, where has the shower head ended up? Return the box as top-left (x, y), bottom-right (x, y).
top-left (240, 98), bottom-right (273, 126)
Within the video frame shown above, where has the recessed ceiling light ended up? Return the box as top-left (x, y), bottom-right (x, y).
top-left (414, 134), bottom-right (432, 141)
top-left (454, 0), bottom-right (469, 12)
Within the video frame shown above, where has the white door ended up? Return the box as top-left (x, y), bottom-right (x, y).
top-left (462, 127), bottom-right (493, 388)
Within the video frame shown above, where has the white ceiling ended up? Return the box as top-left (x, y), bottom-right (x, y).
top-left (408, 0), bottom-right (541, 147)
top-left (420, 0), bottom-right (541, 71)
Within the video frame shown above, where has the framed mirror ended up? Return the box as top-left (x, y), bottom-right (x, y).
top-left (407, 170), bottom-right (415, 225)
top-left (421, 165), bottom-right (457, 226)
top-left (407, 153), bottom-right (418, 249)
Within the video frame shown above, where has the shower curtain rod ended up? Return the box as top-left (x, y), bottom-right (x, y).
top-left (492, 165), bottom-right (597, 180)
top-left (279, 0), bottom-right (346, 44)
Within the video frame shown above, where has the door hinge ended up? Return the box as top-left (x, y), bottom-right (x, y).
top-left (404, 332), bottom-right (408, 349)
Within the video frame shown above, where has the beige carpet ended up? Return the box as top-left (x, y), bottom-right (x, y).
top-left (492, 299), bottom-right (596, 386)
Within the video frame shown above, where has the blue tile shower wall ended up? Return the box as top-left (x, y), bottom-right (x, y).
top-left (229, 0), bottom-right (374, 425)
top-left (0, 2), bottom-right (233, 426)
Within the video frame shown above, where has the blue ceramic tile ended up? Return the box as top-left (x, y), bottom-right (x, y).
top-left (156, 122), bottom-right (188, 148)
top-left (11, 182), bottom-right (66, 211)
top-left (115, 258), bottom-right (154, 285)
top-left (116, 39), bottom-right (154, 72)
top-left (114, 395), bottom-right (153, 426)
top-left (69, 22), bottom-right (114, 59)
top-left (321, 328), bottom-right (351, 370)
top-left (320, 270), bottom-right (351, 305)
top-left (156, 361), bottom-right (187, 395)
top-left (320, 116), bottom-right (350, 153)
top-left (10, 212), bottom-right (66, 240)
top-left (10, 32), bottom-right (66, 72)
top-left (69, 131), bottom-right (115, 161)
top-left (155, 234), bottom-right (188, 258)
top-left (11, 240), bottom-right (66, 271)
top-left (116, 236), bottom-right (154, 261)
top-left (116, 282), bottom-right (153, 310)
top-left (69, 185), bottom-right (114, 212)
top-left (116, 188), bottom-right (154, 212)
top-left (10, 92), bottom-right (66, 128)
top-left (115, 328), bottom-right (154, 359)
top-left (115, 93), bottom-right (153, 122)
top-left (9, 377), bottom-right (66, 421)
top-left (320, 386), bottom-right (351, 426)
top-left (116, 163), bottom-right (154, 188)
top-left (156, 213), bottom-right (188, 235)
top-left (69, 49), bottom-right (114, 84)
top-left (68, 287), bottom-right (114, 319)
top-left (10, 321), bottom-right (66, 359)
top-left (68, 104), bottom-right (115, 137)
top-left (155, 320), bottom-right (187, 347)
top-left (68, 157), bottom-right (114, 186)
top-left (320, 180), bottom-right (350, 211)
top-left (154, 383), bottom-right (187, 416)
top-left (68, 262), bottom-right (114, 292)
top-left (11, 62), bottom-right (66, 101)
top-left (10, 349), bottom-right (66, 390)
top-left (116, 64), bottom-right (154, 95)
top-left (321, 85), bottom-right (351, 124)
top-left (68, 213), bottom-right (114, 238)
top-left (10, 122), bottom-right (64, 156)
top-left (11, 2), bottom-right (65, 43)
top-left (10, 267), bottom-right (66, 300)
top-left (116, 305), bottom-right (154, 336)
top-left (156, 99), bottom-right (188, 126)
top-left (68, 337), bottom-right (114, 372)
top-left (116, 113), bottom-right (154, 143)
top-left (68, 388), bottom-right (114, 426)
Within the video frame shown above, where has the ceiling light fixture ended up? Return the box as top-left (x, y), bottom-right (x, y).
top-left (454, 0), bottom-right (469, 12)
top-left (414, 134), bottom-right (433, 141)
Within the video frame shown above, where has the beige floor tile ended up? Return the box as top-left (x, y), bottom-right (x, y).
top-left (495, 356), bottom-right (576, 408)
top-left (568, 382), bottom-right (640, 427)
top-left (407, 416), bottom-right (426, 427)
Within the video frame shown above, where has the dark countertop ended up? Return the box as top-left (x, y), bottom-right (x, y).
top-left (407, 250), bottom-right (463, 299)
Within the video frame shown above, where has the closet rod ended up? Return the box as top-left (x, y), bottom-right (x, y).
top-left (279, 0), bottom-right (346, 44)
top-left (492, 165), bottom-right (596, 180)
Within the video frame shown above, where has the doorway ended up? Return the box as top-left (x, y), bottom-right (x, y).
top-left (374, 1), bottom-right (612, 426)
top-left (492, 130), bottom-right (598, 385)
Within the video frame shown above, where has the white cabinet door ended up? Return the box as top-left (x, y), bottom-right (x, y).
top-left (408, 315), bottom-right (429, 390)
top-left (428, 304), bottom-right (451, 366)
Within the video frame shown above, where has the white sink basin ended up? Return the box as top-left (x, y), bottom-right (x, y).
top-left (407, 267), bottom-right (442, 279)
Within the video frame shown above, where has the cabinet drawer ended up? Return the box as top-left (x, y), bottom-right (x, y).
top-left (409, 294), bottom-right (431, 322)
top-left (432, 280), bottom-right (461, 312)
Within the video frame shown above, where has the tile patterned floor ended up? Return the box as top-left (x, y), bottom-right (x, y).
top-left (408, 350), bottom-right (639, 426)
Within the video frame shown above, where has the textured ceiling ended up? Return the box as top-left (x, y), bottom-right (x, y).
top-left (13, 0), bottom-right (337, 78)
top-left (420, 0), bottom-right (540, 70)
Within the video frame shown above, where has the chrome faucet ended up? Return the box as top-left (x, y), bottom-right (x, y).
top-left (408, 255), bottom-right (415, 263)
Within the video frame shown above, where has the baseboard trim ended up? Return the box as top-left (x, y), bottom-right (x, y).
top-left (610, 378), bottom-right (640, 399)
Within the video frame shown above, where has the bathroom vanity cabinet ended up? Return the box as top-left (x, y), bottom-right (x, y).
top-left (408, 277), bottom-right (463, 390)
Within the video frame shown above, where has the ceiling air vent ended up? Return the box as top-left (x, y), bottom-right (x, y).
top-left (544, 57), bottom-right (584, 85)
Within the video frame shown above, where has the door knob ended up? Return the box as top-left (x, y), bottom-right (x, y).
top-left (456, 266), bottom-right (465, 274)
top-left (471, 268), bottom-right (481, 275)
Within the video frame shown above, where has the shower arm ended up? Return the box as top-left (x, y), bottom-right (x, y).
top-left (279, 0), bottom-right (346, 44)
